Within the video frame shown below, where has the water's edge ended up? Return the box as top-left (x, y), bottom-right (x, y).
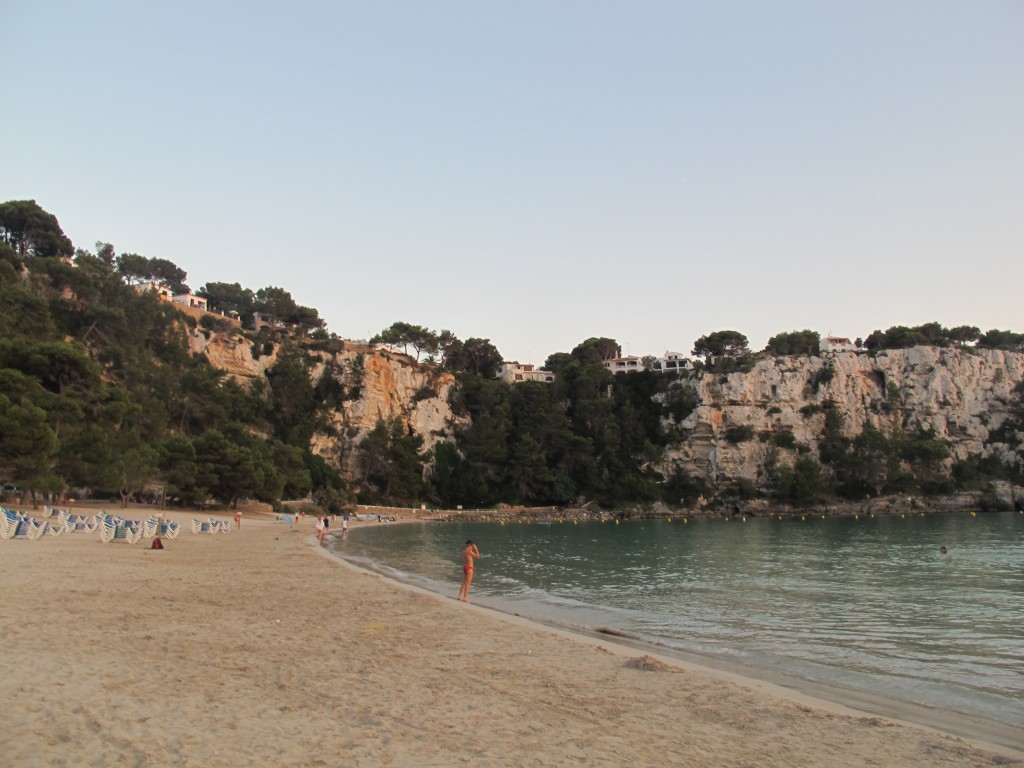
top-left (324, 526), bottom-right (1024, 757)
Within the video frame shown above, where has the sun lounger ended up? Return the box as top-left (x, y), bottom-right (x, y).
top-left (208, 517), bottom-right (232, 533)
top-left (0, 511), bottom-right (21, 539)
top-left (100, 520), bottom-right (143, 544)
top-left (11, 518), bottom-right (47, 540)
top-left (191, 519), bottom-right (215, 534)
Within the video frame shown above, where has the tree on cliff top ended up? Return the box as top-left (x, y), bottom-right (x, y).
top-left (692, 330), bottom-right (749, 358)
top-left (571, 337), bottom-right (620, 363)
top-left (765, 330), bottom-right (819, 356)
top-left (0, 200), bottom-right (73, 259)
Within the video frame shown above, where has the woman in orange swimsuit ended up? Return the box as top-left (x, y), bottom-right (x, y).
top-left (457, 540), bottom-right (481, 602)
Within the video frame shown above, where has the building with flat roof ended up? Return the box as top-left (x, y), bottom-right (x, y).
top-left (497, 363), bottom-right (555, 384)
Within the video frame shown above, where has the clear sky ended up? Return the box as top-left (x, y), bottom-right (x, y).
top-left (3, 1), bottom-right (1022, 364)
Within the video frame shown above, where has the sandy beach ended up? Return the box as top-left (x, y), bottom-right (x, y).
top-left (1, 506), bottom-right (1020, 768)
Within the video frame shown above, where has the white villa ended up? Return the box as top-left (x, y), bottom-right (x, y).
top-left (497, 363), bottom-right (555, 384)
top-left (171, 293), bottom-right (208, 311)
top-left (603, 356), bottom-right (644, 375)
top-left (821, 336), bottom-right (857, 353)
top-left (650, 351), bottom-right (693, 374)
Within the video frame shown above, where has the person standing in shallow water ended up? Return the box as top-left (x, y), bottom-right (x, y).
top-left (457, 540), bottom-right (481, 602)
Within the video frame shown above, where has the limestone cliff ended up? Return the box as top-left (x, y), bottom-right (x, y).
top-left (194, 331), bottom-right (460, 481)
top-left (189, 329), bottom-right (277, 381)
top-left (663, 347), bottom-right (1024, 485)
top-left (194, 328), bottom-right (1023, 491)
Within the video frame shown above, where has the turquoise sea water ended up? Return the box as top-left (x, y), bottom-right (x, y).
top-left (332, 510), bottom-right (1024, 746)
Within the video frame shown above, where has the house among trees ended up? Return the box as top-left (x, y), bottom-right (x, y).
top-left (603, 355), bottom-right (644, 375)
top-left (134, 280), bottom-right (173, 301)
top-left (497, 363), bottom-right (555, 384)
top-left (172, 292), bottom-right (208, 311)
top-left (651, 351), bottom-right (693, 374)
top-left (821, 336), bottom-right (857, 353)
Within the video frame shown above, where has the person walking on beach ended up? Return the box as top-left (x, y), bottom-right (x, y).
top-left (234, 509), bottom-right (242, 529)
top-left (457, 540), bottom-right (481, 602)
top-left (315, 515), bottom-right (326, 544)
top-left (342, 511), bottom-right (350, 532)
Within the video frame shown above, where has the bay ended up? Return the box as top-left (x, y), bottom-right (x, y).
top-left (332, 510), bottom-right (1024, 744)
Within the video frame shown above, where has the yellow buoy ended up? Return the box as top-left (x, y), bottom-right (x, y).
top-left (801, 515), bottom-right (806, 521)
top-left (683, 518), bottom-right (688, 524)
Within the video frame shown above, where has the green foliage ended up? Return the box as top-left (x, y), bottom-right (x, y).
top-left (765, 330), bottom-right (820, 356)
top-left (692, 330), bottom-right (749, 358)
top-left (663, 383), bottom-right (699, 423)
top-left (861, 322), bottom-right (1020, 351)
top-left (444, 337), bottom-right (503, 378)
top-left (978, 329), bottom-right (1024, 351)
top-left (359, 419), bottom-right (426, 504)
top-left (0, 200), bottom-right (73, 258)
top-left (371, 321), bottom-right (439, 362)
top-left (770, 456), bottom-right (830, 504)
top-left (198, 281), bottom-right (255, 325)
top-left (806, 363), bottom-right (835, 394)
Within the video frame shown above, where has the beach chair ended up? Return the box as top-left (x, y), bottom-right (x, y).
top-left (163, 520), bottom-right (181, 539)
top-left (101, 520), bottom-right (143, 544)
top-left (143, 518), bottom-right (158, 539)
top-left (13, 518), bottom-right (47, 540)
top-left (44, 520), bottom-right (67, 536)
top-left (191, 519), bottom-right (214, 534)
top-left (210, 517), bottom-right (232, 533)
top-left (0, 511), bottom-right (20, 539)
top-left (123, 525), bottom-right (143, 544)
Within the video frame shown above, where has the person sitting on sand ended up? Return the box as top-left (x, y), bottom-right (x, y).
top-left (457, 540), bottom-right (481, 602)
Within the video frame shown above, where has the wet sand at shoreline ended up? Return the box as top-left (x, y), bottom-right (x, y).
top-left (1, 506), bottom-right (1019, 767)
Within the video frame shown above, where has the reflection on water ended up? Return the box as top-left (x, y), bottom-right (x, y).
top-left (334, 511), bottom-right (1024, 732)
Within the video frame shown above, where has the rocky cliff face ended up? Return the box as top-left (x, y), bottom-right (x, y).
top-left (195, 332), bottom-right (459, 480)
top-left (664, 347), bottom-right (1024, 484)
top-left (308, 345), bottom-right (461, 478)
top-left (195, 330), bottom-right (1022, 489)
top-left (189, 329), bottom-right (278, 381)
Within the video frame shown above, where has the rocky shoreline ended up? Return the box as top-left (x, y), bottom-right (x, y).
top-left (429, 483), bottom-right (1024, 523)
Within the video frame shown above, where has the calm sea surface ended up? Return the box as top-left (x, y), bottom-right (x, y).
top-left (332, 510), bottom-right (1024, 742)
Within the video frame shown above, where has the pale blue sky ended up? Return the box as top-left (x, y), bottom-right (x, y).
top-left (3, 1), bottom-right (1022, 363)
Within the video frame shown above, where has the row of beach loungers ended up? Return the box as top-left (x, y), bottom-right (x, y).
top-left (1, 506), bottom-right (234, 542)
